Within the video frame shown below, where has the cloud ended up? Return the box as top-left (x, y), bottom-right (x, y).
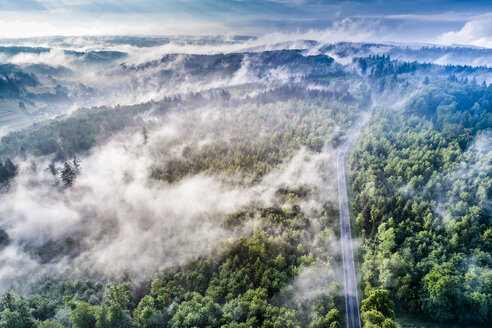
top-left (0, 132), bottom-right (258, 287)
top-left (0, 102), bottom-right (340, 290)
top-left (240, 18), bottom-right (378, 46)
top-left (0, 1), bottom-right (489, 46)
top-left (7, 48), bottom-right (72, 66)
top-left (284, 264), bottom-right (339, 304)
top-left (437, 14), bottom-right (492, 48)
top-left (0, 12), bottom-right (228, 38)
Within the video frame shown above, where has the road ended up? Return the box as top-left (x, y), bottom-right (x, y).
top-left (337, 95), bottom-right (375, 328)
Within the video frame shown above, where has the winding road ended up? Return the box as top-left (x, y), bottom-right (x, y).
top-left (337, 95), bottom-right (375, 328)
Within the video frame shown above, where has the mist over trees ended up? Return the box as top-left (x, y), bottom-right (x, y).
top-left (351, 80), bottom-right (492, 325)
top-left (0, 37), bottom-right (490, 328)
top-left (0, 159), bottom-right (17, 184)
top-left (0, 74), bottom-right (366, 327)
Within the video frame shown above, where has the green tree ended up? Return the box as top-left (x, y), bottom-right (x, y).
top-left (361, 289), bottom-right (395, 318)
top-left (69, 302), bottom-right (96, 328)
top-left (96, 304), bottom-right (132, 328)
top-left (0, 159), bottom-right (17, 183)
top-left (0, 291), bottom-right (38, 328)
top-left (37, 319), bottom-right (64, 328)
top-left (170, 293), bottom-right (223, 328)
top-left (60, 162), bottom-right (76, 187)
top-left (309, 308), bottom-right (341, 328)
top-left (421, 264), bottom-right (464, 321)
top-left (133, 296), bottom-right (166, 328)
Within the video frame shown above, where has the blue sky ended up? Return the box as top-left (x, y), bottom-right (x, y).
top-left (0, 0), bottom-right (491, 47)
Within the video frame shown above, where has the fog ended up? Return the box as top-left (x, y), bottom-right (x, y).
top-left (0, 35), bottom-right (489, 328)
top-left (0, 101), bottom-right (343, 292)
top-left (1, 36), bottom-right (489, 135)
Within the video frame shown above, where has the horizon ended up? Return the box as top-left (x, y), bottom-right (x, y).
top-left (0, 0), bottom-right (491, 48)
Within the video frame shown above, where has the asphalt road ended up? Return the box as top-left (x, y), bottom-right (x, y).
top-left (337, 96), bottom-right (375, 328)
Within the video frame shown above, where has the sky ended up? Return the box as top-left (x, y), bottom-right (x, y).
top-left (0, 0), bottom-right (491, 47)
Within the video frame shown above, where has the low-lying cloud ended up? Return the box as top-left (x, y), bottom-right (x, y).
top-left (0, 107), bottom-right (339, 291)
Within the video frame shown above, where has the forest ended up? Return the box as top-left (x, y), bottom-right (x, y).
top-left (0, 39), bottom-right (489, 328)
top-left (351, 80), bottom-right (491, 325)
top-left (0, 75), bottom-right (369, 327)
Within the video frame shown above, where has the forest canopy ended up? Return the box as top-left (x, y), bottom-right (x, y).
top-left (0, 41), bottom-right (490, 328)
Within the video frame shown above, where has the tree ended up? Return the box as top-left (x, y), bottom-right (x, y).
top-left (69, 302), bottom-right (96, 328)
top-left (0, 291), bottom-right (38, 328)
top-left (324, 309), bottom-right (341, 328)
top-left (92, 284), bottom-right (134, 328)
top-left (0, 228), bottom-right (8, 248)
top-left (3, 159), bottom-right (17, 178)
top-left (421, 264), bottom-right (464, 321)
top-left (361, 310), bottom-right (398, 328)
top-left (96, 304), bottom-right (132, 328)
top-left (142, 127), bottom-right (148, 145)
top-left (309, 308), bottom-right (341, 328)
top-left (274, 254), bottom-right (286, 270)
top-left (106, 284), bottom-right (133, 310)
top-left (0, 159), bottom-right (17, 184)
top-left (133, 296), bottom-right (166, 328)
top-left (170, 293), bottom-right (223, 328)
top-left (361, 289), bottom-right (395, 318)
top-left (38, 319), bottom-right (64, 328)
top-left (71, 157), bottom-right (81, 174)
top-left (47, 163), bottom-right (58, 177)
top-left (361, 309), bottom-right (385, 326)
top-left (60, 162), bottom-right (76, 187)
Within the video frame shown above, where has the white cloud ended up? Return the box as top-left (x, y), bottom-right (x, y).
top-left (0, 104), bottom-right (339, 289)
top-left (0, 13), bottom-right (227, 38)
top-left (436, 14), bottom-right (492, 48)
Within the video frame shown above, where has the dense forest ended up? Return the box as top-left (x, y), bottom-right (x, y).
top-left (0, 76), bottom-right (369, 327)
top-left (351, 80), bottom-right (491, 325)
top-left (0, 40), bottom-right (490, 328)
